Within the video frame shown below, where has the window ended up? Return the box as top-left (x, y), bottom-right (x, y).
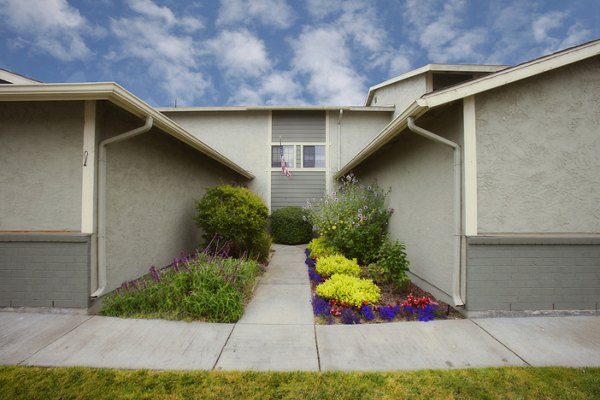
top-left (272, 145), bottom-right (295, 168)
top-left (271, 144), bottom-right (325, 169)
top-left (302, 145), bottom-right (325, 168)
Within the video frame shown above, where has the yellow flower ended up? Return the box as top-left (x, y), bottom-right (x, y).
top-left (332, 225), bottom-right (336, 230)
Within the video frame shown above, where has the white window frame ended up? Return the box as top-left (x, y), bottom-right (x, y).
top-left (270, 142), bottom-right (327, 172)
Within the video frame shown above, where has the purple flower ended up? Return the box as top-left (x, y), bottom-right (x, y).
top-left (341, 308), bottom-right (361, 324)
top-left (308, 266), bottom-right (323, 283)
top-left (360, 304), bottom-right (375, 321)
top-left (379, 305), bottom-right (400, 320)
top-left (305, 257), bottom-right (316, 268)
top-left (312, 296), bottom-right (331, 316)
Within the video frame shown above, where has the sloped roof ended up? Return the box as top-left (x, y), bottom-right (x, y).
top-left (338, 39), bottom-right (600, 178)
top-left (0, 82), bottom-right (254, 179)
top-left (0, 68), bottom-right (40, 84)
top-left (364, 64), bottom-right (508, 106)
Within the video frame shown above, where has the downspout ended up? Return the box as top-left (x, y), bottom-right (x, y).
top-left (407, 117), bottom-right (465, 307)
top-left (337, 109), bottom-right (343, 170)
top-left (91, 116), bottom-right (154, 298)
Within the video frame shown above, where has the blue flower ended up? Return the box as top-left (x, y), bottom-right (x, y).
top-left (312, 296), bottom-right (331, 316)
top-left (341, 308), bottom-right (361, 324)
top-left (379, 305), bottom-right (400, 320)
top-left (360, 304), bottom-right (375, 321)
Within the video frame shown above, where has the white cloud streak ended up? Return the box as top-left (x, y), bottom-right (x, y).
top-left (217, 0), bottom-right (295, 29)
top-left (0, 0), bottom-right (92, 61)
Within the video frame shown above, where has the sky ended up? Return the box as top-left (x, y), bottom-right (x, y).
top-left (0, 0), bottom-right (598, 107)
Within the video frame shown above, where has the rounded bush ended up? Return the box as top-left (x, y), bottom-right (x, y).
top-left (315, 254), bottom-right (361, 277)
top-left (194, 185), bottom-right (270, 261)
top-left (307, 236), bottom-right (338, 259)
top-left (315, 274), bottom-right (381, 307)
top-left (270, 207), bottom-right (312, 244)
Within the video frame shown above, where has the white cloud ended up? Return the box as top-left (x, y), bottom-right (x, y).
top-left (561, 23), bottom-right (592, 48)
top-left (290, 27), bottom-right (366, 105)
top-left (217, 0), bottom-right (294, 29)
top-left (127, 0), bottom-right (203, 32)
top-left (404, 0), bottom-right (487, 63)
top-left (109, 1), bottom-right (208, 105)
top-left (207, 30), bottom-right (270, 78)
top-left (0, 0), bottom-right (92, 61)
top-left (532, 11), bottom-right (566, 42)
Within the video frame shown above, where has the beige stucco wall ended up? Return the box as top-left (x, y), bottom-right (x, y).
top-left (370, 74), bottom-right (427, 118)
top-left (354, 104), bottom-right (463, 303)
top-left (328, 110), bottom-right (393, 177)
top-left (476, 56), bottom-right (600, 234)
top-left (162, 111), bottom-right (270, 203)
top-left (98, 104), bottom-right (244, 291)
top-left (0, 101), bottom-right (83, 231)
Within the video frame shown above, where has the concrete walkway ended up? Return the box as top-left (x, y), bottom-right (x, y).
top-left (1, 244), bottom-right (600, 371)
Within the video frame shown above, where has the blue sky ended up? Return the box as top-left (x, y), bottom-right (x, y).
top-left (0, 0), bottom-right (598, 107)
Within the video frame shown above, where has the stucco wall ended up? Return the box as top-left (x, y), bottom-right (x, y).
top-left (99, 105), bottom-right (243, 291)
top-left (162, 111), bottom-right (269, 202)
top-left (476, 56), bottom-right (600, 234)
top-left (329, 110), bottom-right (393, 174)
top-left (370, 75), bottom-right (427, 118)
top-left (0, 101), bottom-right (83, 231)
top-left (353, 104), bottom-right (463, 303)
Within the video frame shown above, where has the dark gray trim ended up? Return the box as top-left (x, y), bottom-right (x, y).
top-left (0, 233), bottom-right (90, 242)
top-left (468, 235), bottom-right (600, 246)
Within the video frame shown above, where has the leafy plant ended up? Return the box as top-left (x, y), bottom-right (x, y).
top-left (306, 173), bottom-right (392, 265)
top-left (367, 239), bottom-right (410, 289)
top-left (315, 254), bottom-right (361, 277)
top-left (101, 246), bottom-right (261, 323)
top-left (194, 185), bottom-right (270, 261)
top-left (270, 207), bottom-right (312, 244)
top-left (315, 274), bottom-right (381, 307)
top-left (401, 293), bottom-right (440, 322)
top-left (307, 236), bottom-right (338, 259)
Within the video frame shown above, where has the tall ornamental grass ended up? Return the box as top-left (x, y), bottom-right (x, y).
top-left (101, 241), bottom-right (261, 323)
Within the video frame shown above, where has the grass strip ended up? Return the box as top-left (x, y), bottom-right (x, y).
top-left (1, 366), bottom-right (599, 400)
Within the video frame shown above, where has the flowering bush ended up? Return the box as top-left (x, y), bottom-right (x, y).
top-left (307, 237), bottom-right (338, 259)
top-left (401, 293), bottom-right (440, 322)
top-left (306, 173), bottom-right (392, 265)
top-left (315, 274), bottom-right (381, 307)
top-left (378, 304), bottom-right (401, 320)
top-left (315, 254), bottom-right (361, 277)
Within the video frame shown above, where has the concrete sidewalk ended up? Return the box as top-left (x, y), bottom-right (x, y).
top-left (1, 244), bottom-right (600, 371)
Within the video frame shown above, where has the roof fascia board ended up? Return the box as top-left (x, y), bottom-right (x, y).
top-left (0, 83), bottom-right (255, 180)
top-left (422, 40), bottom-right (600, 108)
top-left (336, 101), bottom-right (428, 178)
top-left (364, 64), bottom-right (508, 106)
top-left (0, 69), bottom-right (40, 84)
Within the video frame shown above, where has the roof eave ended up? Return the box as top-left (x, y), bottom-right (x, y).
top-left (0, 83), bottom-right (255, 180)
top-left (336, 101), bottom-right (428, 179)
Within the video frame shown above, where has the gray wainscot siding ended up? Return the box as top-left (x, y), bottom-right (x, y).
top-left (272, 111), bottom-right (326, 142)
top-left (466, 236), bottom-right (600, 313)
top-left (0, 234), bottom-right (91, 308)
top-left (271, 171), bottom-right (326, 211)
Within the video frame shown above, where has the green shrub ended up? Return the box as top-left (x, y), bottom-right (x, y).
top-left (367, 239), bottom-right (410, 289)
top-left (307, 236), bottom-right (338, 258)
top-left (194, 185), bottom-right (270, 261)
top-left (306, 173), bottom-right (392, 265)
top-left (315, 254), bottom-right (361, 277)
top-left (315, 274), bottom-right (381, 307)
top-left (101, 253), bottom-right (261, 323)
top-left (249, 231), bottom-right (273, 262)
top-left (270, 207), bottom-right (313, 244)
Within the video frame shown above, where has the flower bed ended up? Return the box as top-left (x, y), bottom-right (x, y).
top-left (306, 248), bottom-right (463, 324)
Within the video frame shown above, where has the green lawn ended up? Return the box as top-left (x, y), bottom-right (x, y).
top-left (1, 366), bottom-right (599, 399)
